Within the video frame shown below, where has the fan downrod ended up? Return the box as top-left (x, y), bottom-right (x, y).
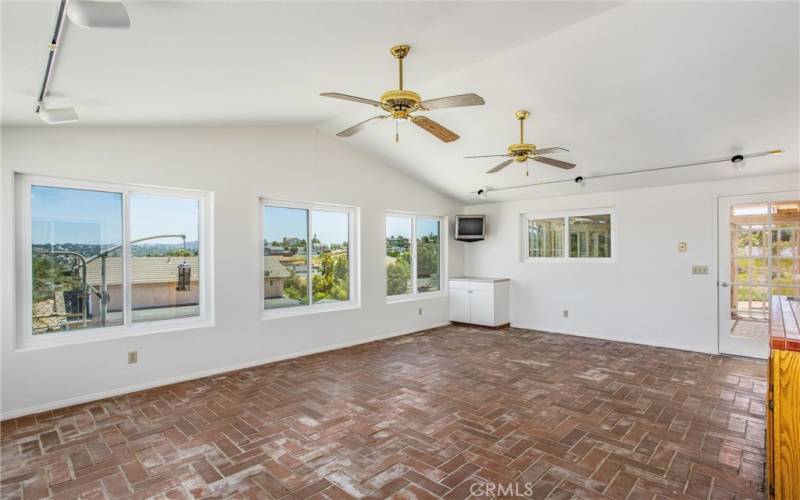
top-left (509, 109), bottom-right (535, 161)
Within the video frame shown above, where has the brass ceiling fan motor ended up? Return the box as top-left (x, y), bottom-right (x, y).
top-left (321, 45), bottom-right (486, 143)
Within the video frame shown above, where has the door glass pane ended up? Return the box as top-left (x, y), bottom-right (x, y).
top-left (733, 285), bottom-right (769, 320)
top-left (386, 216), bottom-right (412, 296)
top-left (129, 194), bottom-right (200, 323)
top-left (31, 185), bottom-right (123, 334)
top-left (772, 229), bottom-right (798, 257)
top-left (772, 201), bottom-right (800, 228)
top-left (569, 214), bottom-right (612, 258)
top-left (735, 231), bottom-right (750, 257)
top-left (528, 217), bottom-right (564, 257)
top-left (263, 206), bottom-right (309, 309)
top-left (416, 218), bottom-right (441, 293)
top-left (311, 210), bottom-right (349, 304)
top-left (772, 258), bottom-right (800, 287)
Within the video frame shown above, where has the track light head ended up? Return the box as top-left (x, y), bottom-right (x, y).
top-left (476, 188), bottom-right (489, 199)
top-left (67, 0), bottom-right (130, 29)
top-left (37, 101), bottom-right (78, 124)
top-left (574, 175), bottom-right (586, 187)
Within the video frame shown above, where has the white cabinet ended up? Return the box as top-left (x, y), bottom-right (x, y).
top-left (448, 278), bottom-right (509, 327)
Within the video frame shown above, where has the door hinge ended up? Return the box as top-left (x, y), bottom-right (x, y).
top-left (768, 399), bottom-right (774, 411)
top-left (769, 484), bottom-right (775, 496)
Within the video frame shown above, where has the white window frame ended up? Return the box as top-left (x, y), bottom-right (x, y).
top-left (386, 212), bottom-right (447, 303)
top-left (521, 207), bottom-right (616, 263)
top-left (260, 199), bottom-right (360, 320)
top-left (15, 174), bottom-right (214, 350)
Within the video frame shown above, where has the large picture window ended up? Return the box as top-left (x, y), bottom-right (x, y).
top-left (386, 213), bottom-right (444, 300)
top-left (17, 175), bottom-right (212, 347)
top-left (524, 209), bottom-right (614, 261)
top-left (262, 200), bottom-right (358, 316)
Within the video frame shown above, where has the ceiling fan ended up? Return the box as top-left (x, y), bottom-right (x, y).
top-left (321, 45), bottom-right (485, 143)
top-left (465, 110), bottom-right (575, 175)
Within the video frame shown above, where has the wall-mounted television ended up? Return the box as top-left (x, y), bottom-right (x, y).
top-left (455, 215), bottom-right (485, 242)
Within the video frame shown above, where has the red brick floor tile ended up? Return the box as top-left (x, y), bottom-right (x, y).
top-left (1, 325), bottom-right (767, 499)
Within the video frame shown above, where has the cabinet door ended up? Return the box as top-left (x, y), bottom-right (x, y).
top-left (449, 289), bottom-right (470, 323)
top-left (469, 290), bottom-right (494, 326)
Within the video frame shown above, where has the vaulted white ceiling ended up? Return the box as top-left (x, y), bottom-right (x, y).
top-left (2, 1), bottom-right (798, 203)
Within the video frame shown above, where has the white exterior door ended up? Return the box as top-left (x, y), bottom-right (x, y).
top-left (449, 288), bottom-right (470, 323)
top-left (718, 192), bottom-right (800, 358)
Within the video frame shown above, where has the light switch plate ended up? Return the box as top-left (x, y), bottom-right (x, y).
top-left (678, 242), bottom-right (688, 252)
top-left (692, 265), bottom-right (709, 275)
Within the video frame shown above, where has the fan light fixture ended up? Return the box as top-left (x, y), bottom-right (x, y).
top-left (67, 0), bottom-right (130, 29)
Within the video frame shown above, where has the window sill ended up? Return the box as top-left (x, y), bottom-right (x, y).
top-left (386, 292), bottom-right (447, 304)
top-left (16, 317), bottom-right (215, 352)
top-left (262, 301), bottom-right (361, 320)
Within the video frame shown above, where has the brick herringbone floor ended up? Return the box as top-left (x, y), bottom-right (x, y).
top-left (1, 325), bottom-right (767, 499)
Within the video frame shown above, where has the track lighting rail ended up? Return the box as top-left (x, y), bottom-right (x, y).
top-left (472, 149), bottom-right (784, 197)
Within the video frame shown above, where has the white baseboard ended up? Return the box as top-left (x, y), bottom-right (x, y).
top-left (511, 323), bottom-right (718, 356)
top-left (1, 321), bottom-right (450, 421)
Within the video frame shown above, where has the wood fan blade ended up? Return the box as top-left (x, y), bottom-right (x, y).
top-left (420, 93), bottom-right (485, 111)
top-left (531, 156), bottom-right (576, 170)
top-left (336, 115), bottom-right (389, 137)
top-left (411, 116), bottom-right (460, 142)
top-left (464, 154), bottom-right (509, 159)
top-left (487, 159), bottom-right (514, 174)
top-left (321, 93), bottom-right (382, 108)
top-left (533, 147), bottom-right (570, 155)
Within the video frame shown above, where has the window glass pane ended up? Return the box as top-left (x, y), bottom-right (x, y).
top-left (569, 214), bottom-right (611, 258)
top-left (528, 217), bottom-right (564, 258)
top-left (264, 206), bottom-right (309, 309)
top-left (129, 194), bottom-right (200, 323)
top-left (31, 185), bottom-right (123, 334)
top-left (386, 216), bottom-right (412, 296)
top-left (416, 218), bottom-right (441, 293)
top-left (311, 210), bottom-right (349, 304)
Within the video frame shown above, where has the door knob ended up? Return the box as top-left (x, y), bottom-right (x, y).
top-left (720, 282), bottom-right (730, 288)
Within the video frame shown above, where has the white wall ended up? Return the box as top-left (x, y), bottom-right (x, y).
top-left (463, 173), bottom-right (799, 354)
top-left (0, 127), bottom-right (464, 418)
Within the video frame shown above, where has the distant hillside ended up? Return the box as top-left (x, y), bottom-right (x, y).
top-left (32, 241), bottom-right (199, 257)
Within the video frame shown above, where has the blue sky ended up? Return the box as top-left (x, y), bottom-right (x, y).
top-left (31, 186), bottom-right (198, 246)
top-left (32, 186), bottom-right (122, 245)
top-left (263, 207), bottom-right (349, 244)
top-left (386, 216), bottom-right (439, 239)
top-left (130, 194), bottom-right (198, 243)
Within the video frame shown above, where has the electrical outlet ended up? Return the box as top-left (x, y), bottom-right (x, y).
top-left (563, 310), bottom-right (569, 318)
top-left (418, 307), bottom-right (423, 316)
top-left (128, 351), bottom-right (138, 364)
top-left (678, 242), bottom-right (688, 252)
top-left (692, 265), bottom-right (709, 275)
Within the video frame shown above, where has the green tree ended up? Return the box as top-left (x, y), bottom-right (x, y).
top-left (32, 256), bottom-right (80, 302)
top-left (386, 256), bottom-right (411, 295)
top-left (283, 269), bottom-right (307, 303)
top-left (167, 248), bottom-right (195, 257)
top-left (312, 253), bottom-right (349, 302)
top-left (416, 236), bottom-right (439, 277)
